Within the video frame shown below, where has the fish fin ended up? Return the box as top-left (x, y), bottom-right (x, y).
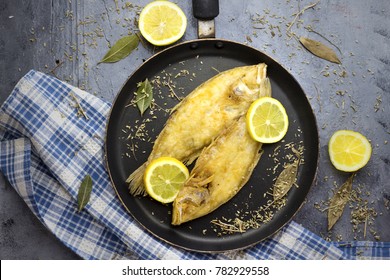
top-left (185, 140), bottom-right (216, 171)
top-left (256, 63), bottom-right (267, 85)
top-left (184, 149), bottom-right (202, 165)
top-left (126, 162), bottom-right (147, 196)
top-left (259, 77), bottom-right (272, 98)
top-left (186, 174), bottom-right (214, 188)
top-left (169, 101), bottom-right (182, 114)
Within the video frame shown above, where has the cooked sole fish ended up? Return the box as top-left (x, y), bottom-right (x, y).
top-left (172, 78), bottom-right (271, 225)
top-left (127, 63), bottom-right (268, 196)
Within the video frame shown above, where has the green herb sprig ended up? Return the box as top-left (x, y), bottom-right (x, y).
top-left (99, 34), bottom-right (139, 64)
top-left (135, 78), bottom-right (153, 116)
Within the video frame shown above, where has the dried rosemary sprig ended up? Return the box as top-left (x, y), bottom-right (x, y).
top-left (70, 92), bottom-right (89, 120)
top-left (210, 218), bottom-right (246, 234)
top-left (286, 0), bottom-right (320, 36)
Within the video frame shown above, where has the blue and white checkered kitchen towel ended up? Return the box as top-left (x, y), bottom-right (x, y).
top-left (0, 70), bottom-right (389, 260)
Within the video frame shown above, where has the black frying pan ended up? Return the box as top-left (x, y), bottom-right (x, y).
top-left (105, 0), bottom-right (318, 253)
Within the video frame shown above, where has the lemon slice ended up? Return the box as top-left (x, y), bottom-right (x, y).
top-left (144, 157), bottom-right (189, 203)
top-left (138, 1), bottom-right (187, 46)
top-left (246, 97), bottom-right (289, 143)
top-left (328, 130), bottom-right (372, 172)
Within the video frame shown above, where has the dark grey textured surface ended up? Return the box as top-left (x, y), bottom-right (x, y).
top-left (0, 0), bottom-right (389, 259)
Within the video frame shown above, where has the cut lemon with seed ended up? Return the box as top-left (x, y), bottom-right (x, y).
top-left (138, 1), bottom-right (187, 46)
top-left (144, 157), bottom-right (189, 203)
top-left (328, 130), bottom-right (372, 172)
top-left (246, 97), bottom-right (289, 143)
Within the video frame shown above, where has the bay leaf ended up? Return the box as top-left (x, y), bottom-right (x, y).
top-left (99, 34), bottom-right (139, 64)
top-left (135, 78), bottom-right (153, 116)
top-left (77, 175), bottom-right (93, 212)
top-left (273, 159), bottom-right (299, 201)
top-left (327, 174), bottom-right (354, 230)
top-left (299, 36), bottom-right (341, 64)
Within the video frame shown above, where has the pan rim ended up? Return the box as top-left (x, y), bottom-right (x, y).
top-left (104, 38), bottom-right (320, 253)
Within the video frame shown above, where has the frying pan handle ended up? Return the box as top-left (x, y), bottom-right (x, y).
top-left (192, 0), bottom-right (219, 38)
top-left (192, 0), bottom-right (219, 20)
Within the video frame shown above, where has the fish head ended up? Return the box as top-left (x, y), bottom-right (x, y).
top-left (230, 63), bottom-right (269, 101)
top-left (171, 186), bottom-right (210, 225)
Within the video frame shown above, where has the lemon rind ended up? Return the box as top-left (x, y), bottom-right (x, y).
top-left (328, 130), bottom-right (372, 172)
top-left (143, 157), bottom-right (189, 203)
top-left (139, 1), bottom-right (187, 46)
top-left (246, 97), bottom-right (289, 143)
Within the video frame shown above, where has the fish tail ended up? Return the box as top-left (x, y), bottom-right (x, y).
top-left (126, 163), bottom-right (147, 196)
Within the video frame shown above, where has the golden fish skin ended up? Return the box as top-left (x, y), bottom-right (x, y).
top-left (171, 78), bottom-right (272, 225)
top-left (127, 63), bottom-right (268, 196)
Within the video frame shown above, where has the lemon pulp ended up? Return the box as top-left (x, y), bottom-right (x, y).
top-left (246, 97), bottom-right (289, 143)
top-left (138, 1), bottom-right (187, 46)
top-left (328, 130), bottom-right (372, 172)
top-left (144, 157), bottom-right (189, 203)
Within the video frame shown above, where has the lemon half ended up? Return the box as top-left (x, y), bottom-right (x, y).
top-left (144, 157), bottom-right (189, 203)
top-left (328, 130), bottom-right (372, 172)
top-left (246, 97), bottom-right (289, 143)
top-left (138, 1), bottom-right (187, 46)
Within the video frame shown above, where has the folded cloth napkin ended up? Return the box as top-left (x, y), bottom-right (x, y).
top-left (0, 70), bottom-right (388, 260)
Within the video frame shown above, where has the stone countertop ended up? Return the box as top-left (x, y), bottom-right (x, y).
top-left (0, 0), bottom-right (389, 259)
